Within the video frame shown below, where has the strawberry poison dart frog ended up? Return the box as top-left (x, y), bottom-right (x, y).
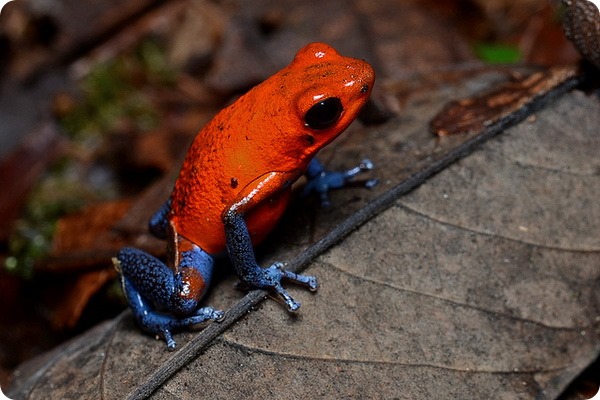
top-left (114, 42), bottom-right (376, 349)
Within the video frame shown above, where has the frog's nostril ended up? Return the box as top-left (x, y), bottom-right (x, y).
top-left (360, 84), bottom-right (369, 93)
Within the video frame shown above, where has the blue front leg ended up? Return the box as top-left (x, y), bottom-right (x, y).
top-left (148, 199), bottom-right (172, 239)
top-left (223, 210), bottom-right (317, 311)
top-left (303, 158), bottom-right (378, 208)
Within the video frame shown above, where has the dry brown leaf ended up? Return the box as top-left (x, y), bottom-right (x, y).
top-left (52, 200), bottom-right (132, 257)
top-left (430, 66), bottom-right (579, 136)
top-left (8, 68), bottom-right (599, 400)
top-left (50, 269), bottom-right (117, 330)
top-left (563, 0), bottom-right (600, 69)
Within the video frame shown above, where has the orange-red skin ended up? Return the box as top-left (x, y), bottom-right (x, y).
top-left (169, 43), bottom-right (375, 254)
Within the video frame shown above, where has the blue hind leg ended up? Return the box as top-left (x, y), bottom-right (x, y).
top-left (114, 246), bottom-right (224, 350)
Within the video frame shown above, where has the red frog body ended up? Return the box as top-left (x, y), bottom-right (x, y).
top-left (115, 42), bottom-right (375, 349)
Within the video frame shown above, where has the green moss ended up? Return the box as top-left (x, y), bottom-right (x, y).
top-left (6, 39), bottom-right (177, 277)
top-left (474, 43), bottom-right (522, 64)
top-left (6, 165), bottom-right (96, 277)
top-left (60, 38), bottom-right (176, 141)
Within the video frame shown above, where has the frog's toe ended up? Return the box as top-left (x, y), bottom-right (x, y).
top-left (304, 158), bottom-right (377, 208)
top-left (270, 263), bottom-right (318, 311)
top-left (193, 307), bottom-right (225, 322)
top-left (240, 262), bottom-right (317, 312)
top-left (163, 329), bottom-right (176, 351)
top-left (280, 267), bottom-right (318, 291)
top-left (364, 178), bottom-right (379, 189)
top-left (272, 283), bottom-right (302, 312)
top-left (152, 309), bottom-right (223, 350)
top-left (307, 277), bottom-right (318, 291)
top-left (342, 159), bottom-right (378, 187)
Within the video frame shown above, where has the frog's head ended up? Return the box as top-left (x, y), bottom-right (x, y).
top-left (267, 42), bottom-right (375, 158)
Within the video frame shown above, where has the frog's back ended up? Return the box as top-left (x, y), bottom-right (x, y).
top-left (169, 42), bottom-right (375, 254)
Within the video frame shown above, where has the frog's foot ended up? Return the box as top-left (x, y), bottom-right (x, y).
top-left (151, 308), bottom-right (224, 351)
top-left (224, 211), bottom-right (318, 312)
top-left (304, 158), bottom-right (378, 208)
top-left (243, 262), bottom-right (318, 312)
top-left (119, 275), bottom-right (224, 350)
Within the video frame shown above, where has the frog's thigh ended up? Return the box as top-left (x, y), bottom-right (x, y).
top-left (117, 246), bottom-right (214, 314)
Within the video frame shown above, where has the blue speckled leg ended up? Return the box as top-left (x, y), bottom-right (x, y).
top-left (303, 158), bottom-right (378, 208)
top-left (115, 246), bottom-right (224, 350)
top-left (223, 211), bottom-right (317, 312)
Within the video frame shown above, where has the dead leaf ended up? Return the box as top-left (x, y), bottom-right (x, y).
top-left (129, 130), bottom-right (178, 174)
top-left (430, 66), bottom-right (580, 136)
top-left (43, 200), bottom-right (132, 272)
top-left (8, 67), bottom-right (599, 399)
top-left (51, 269), bottom-right (117, 330)
top-left (563, 0), bottom-right (600, 69)
top-left (34, 200), bottom-right (132, 330)
top-left (52, 200), bottom-right (131, 255)
top-left (166, 0), bottom-right (224, 72)
top-left (151, 82), bottom-right (599, 400)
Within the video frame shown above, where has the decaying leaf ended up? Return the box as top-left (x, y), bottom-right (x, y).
top-left (51, 269), bottom-right (117, 330)
top-left (563, 0), bottom-right (600, 69)
top-left (430, 66), bottom-right (580, 136)
top-left (44, 200), bottom-right (132, 272)
top-left (37, 200), bottom-right (131, 329)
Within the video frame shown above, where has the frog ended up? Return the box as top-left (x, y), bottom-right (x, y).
top-left (113, 42), bottom-right (376, 350)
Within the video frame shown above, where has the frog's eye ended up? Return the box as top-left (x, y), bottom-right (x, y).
top-left (304, 97), bottom-right (343, 130)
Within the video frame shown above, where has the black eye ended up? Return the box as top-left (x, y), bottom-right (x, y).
top-left (304, 97), bottom-right (343, 130)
